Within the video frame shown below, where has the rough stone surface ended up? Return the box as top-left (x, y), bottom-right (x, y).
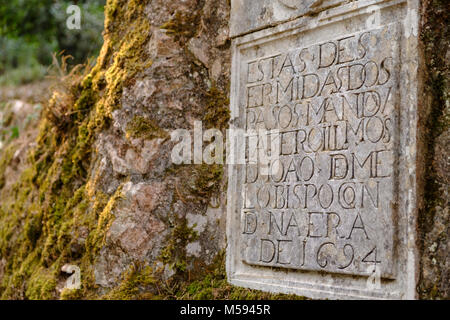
top-left (0, 0), bottom-right (233, 300)
top-left (416, 0), bottom-right (449, 300)
top-left (91, 0), bottom-right (232, 288)
top-left (227, 0), bottom-right (423, 299)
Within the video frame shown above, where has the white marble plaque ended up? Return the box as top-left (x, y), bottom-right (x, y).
top-left (227, 0), bottom-right (420, 299)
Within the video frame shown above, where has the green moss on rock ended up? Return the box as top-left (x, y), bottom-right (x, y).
top-left (0, 0), bottom-right (147, 300)
top-left (102, 264), bottom-right (157, 300)
top-left (161, 11), bottom-right (200, 39)
top-left (203, 85), bottom-right (230, 130)
top-left (126, 116), bottom-right (169, 141)
top-left (176, 252), bottom-right (307, 300)
top-left (0, 144), bottom-right (17, 189)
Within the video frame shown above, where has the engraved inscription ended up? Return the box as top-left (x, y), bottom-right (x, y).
top-left (239, 26), bottom-right (399, 278)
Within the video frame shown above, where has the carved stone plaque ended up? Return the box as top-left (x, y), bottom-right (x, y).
top-left (227, 0), bottom-right (420, 299)
top-left (241, 25), bottom-right (399, 278)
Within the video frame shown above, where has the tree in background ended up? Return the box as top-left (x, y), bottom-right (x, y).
top-left (0, 0), bottom-right (105, 85)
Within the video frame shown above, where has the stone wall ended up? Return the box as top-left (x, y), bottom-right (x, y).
top-left (417, 0), bottom-right (449, 300)
top-left (0, 0), bottom-right (235, 299)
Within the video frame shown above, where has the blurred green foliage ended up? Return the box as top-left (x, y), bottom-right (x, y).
top-left (0, 0), bottom-right (105, 85)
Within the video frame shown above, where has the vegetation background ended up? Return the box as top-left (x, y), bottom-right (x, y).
top-left (0, 0), bottom-right (105, 86)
